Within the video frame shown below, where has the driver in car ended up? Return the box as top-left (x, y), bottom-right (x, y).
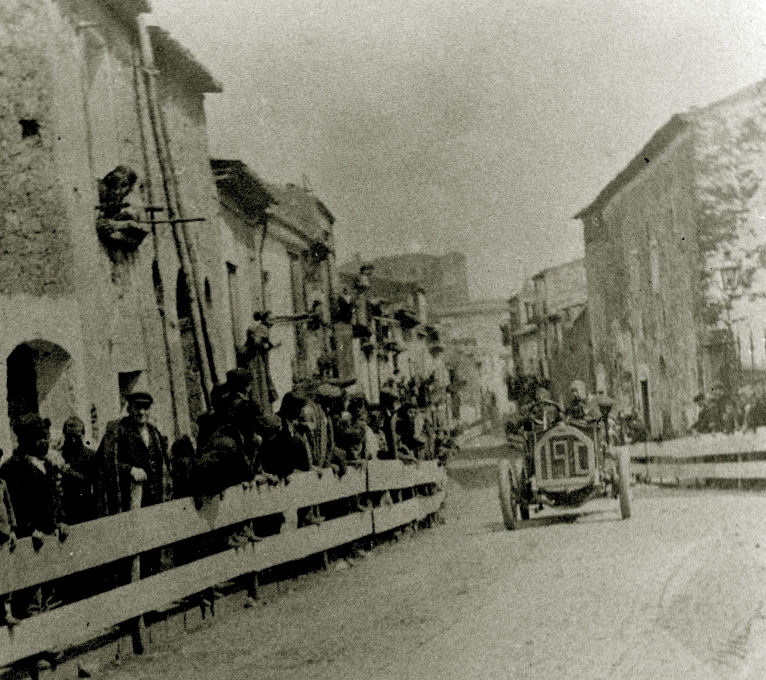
top-left (521, 386), bottom-right (563, 431)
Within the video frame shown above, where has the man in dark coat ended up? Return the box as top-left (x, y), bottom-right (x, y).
top-left (96, 392), bottom-right (172, 517)
top-left (196, 382), bottom-right (230, 452)
top-left (59, 416), bottom-right (99, 525)
top-left (1, 413), bottom-right (67, 620)
top-left (224, 368), bottom-right (282, 470)
top-left (260, 392), bottom-right (311, 481)
top-left (0, 476), bottom-right (16, 625)
top-left (693, 381), bottom-right (739, 434)
top-left (378, 387), bottom-right (402, 460)
top-left (396, 401), bottom-right (426, 461)
top-left (1, 414), bottom-right (64, 542)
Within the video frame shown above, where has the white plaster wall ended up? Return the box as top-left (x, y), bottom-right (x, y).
top-left (0, 294), bottom-right (88, 454)
top-left (261, 238), bottom-right (297, 406)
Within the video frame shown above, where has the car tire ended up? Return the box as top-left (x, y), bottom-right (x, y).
top-left (617, 449), bottom-right (632, 520)
top-left (519, 502), bottom-right (530, 521)
top-left (498, 458), bottom-right (520, 530)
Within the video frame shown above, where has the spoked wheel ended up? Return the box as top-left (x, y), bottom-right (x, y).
top-left (498, 458), bottom-right (523, 530)
top-left (617, 449), bottom-right (632, 520)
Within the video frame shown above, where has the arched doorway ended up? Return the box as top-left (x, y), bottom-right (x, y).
top-left (7, 340), bottom-right (75, 440)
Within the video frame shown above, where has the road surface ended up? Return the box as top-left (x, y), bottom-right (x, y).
top-left (101, 454), bottom-right (766, 680)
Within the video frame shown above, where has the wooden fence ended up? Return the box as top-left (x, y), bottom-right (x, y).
top-left (614, 429), bottom-right (766, 485)
top-left (0, 460), bottom-right (446, 669)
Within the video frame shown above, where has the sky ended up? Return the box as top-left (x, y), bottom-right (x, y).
top-left (149, 0), bottom-right (766, 300)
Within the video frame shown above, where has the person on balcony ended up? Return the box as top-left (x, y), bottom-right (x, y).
top-left (237, 312), bottom-right (278, 413)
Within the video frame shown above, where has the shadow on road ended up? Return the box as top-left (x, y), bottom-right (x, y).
top-left (475, 505), bottom-right (623, 535)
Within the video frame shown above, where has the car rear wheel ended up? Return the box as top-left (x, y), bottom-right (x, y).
top-left (617, 449), bottom-right (632, 520)
top-left (498, 458), bottom-right (521, 530)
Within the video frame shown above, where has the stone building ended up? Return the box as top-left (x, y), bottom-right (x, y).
top-left (432, 299), bottom-right (513, 427)
top-left (508, 259), bottom-right (591, 404)
top-left (576, 78), bottom-right (766, 438)
top-left (342, 252), bottom-right (470, 309)
top-left (213, 160), bottom-right (345, 409)
top-left (0, 0), bottom-right (228, 451)
top-left (337, 265), bottom-right (452, 429)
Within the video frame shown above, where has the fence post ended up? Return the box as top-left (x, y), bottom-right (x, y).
top-left (130, 481), bottom-right (148, 654)
top-left (644, 441), bottom-right (649, 484)
top-left (738, 453), bottom-right (742, 490)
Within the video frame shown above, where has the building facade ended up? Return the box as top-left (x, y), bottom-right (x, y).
top-left (508, 259), bottom-right (592, 404)
top-left (213, 161), bottom-right (348, 411)
top-left (432, 299), bottom-right (513, 427)
top-left (0, 0), bottom-right (231, 452)
top-left (338, 265), bottom-right (453, 428)
top-left (341, 252), bottom-right (470, 310)
top-left (576, 79), bottom-right (766, 437)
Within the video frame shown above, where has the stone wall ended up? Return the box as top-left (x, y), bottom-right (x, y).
top-left (588, 129), bottom-right (701, 435)
top-left (0, 0), bottom-right (225, 450)
top-left (0, 0), bottom-right (73, 297)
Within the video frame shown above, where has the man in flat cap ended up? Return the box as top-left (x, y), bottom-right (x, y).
top-left (96, 392), bottom-right (172, 517)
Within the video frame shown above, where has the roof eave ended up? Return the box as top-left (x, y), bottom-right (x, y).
top-left (148, 25), bottom-right (223, 94)
top-left (574, 113), bottom-right (692, 220)
top-left (104, 0), bottom-right (151, 19)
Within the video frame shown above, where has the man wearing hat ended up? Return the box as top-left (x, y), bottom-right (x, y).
top-left (59, 416), bottom-right (99, 525)
top-left (224, 368), bottom-right (282, 472)
top-left (96, 392), bottom-right (172, 517)
top-left (1, 414), bottom-right (64, 543)
top-left (1, 413), bottom-right (67, 620)
top-left (310, 383), bottom-right (348, 473)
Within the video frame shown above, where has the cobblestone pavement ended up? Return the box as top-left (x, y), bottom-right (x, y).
top-left (100, 461), bottom-right (766, 680)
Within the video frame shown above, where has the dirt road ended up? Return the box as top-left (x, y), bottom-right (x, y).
top-left (101, 457), bottom-right (766, 680)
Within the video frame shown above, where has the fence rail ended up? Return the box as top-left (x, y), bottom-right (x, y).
top-left (614, 429), bottom-right (766, 483)
top-left (0, 460), bottom-right (446, 669)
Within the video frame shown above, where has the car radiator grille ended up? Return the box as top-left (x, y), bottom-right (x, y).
top-left (538, 436), bottom-right (591, 480)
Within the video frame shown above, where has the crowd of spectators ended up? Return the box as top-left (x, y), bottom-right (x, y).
top-left (692, 380), bottom-right (766, 435)
top-left (0, 367), bottom-right (455, 626)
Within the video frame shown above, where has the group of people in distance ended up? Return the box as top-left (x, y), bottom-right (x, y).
top-left (692, 380), bottom-right (766, 435)
top-left (0, 367), bottom-right (455, 625)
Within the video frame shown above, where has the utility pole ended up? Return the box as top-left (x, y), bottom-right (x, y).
top-left (136, 15), bottom-right (215, 409)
